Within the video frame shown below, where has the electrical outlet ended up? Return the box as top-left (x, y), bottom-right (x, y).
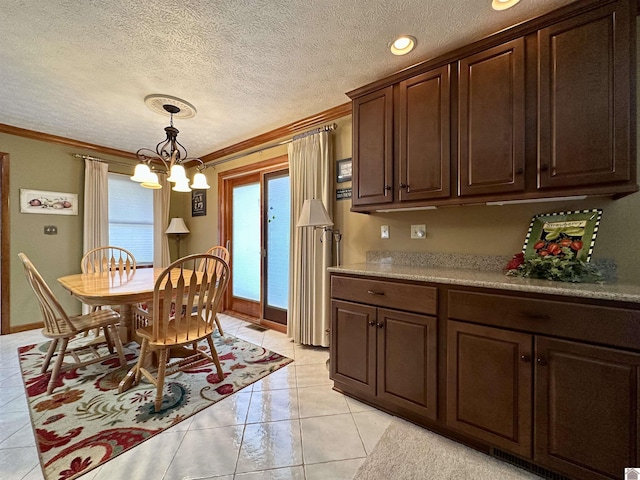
top-left (411, 224), bottom-right (426, 239)
top-left (44, 225), bottom-right (57, 235)
top-left (381, 225), bottom-right (389, 239)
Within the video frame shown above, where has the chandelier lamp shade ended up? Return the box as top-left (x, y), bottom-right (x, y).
top-left (131, 99), bottom-right (210, 192)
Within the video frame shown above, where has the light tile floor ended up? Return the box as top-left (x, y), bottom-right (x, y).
top-left (0, 314), bottom-right (393, 480)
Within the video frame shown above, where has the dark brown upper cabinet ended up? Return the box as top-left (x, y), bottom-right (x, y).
top-left (352, 86), bottom-right (393, 207)
top-left (347, 0), bottom-right (637, 213)
top-left (537, 1), bottom-right (633, 189)
top-left (458, 38), bottom-right (525, 196)
top-left (398, 66), bottom-right (451, 201)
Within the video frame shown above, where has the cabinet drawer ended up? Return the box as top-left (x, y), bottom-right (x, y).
top-left (448, 289), bottom-right (640, 350)
top-left (331, 275), bottom-right (437, 315)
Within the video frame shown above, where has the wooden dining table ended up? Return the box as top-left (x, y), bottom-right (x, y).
top-left (58, 267), bottom-right (206, 392)
top-left (57, 267), bottom-right (196, 344)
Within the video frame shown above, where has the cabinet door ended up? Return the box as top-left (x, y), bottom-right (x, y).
top-left (537, 1), bottom-right (633, 189)
top-left (330, 300), bottom-right (377, 396)
top-left (535, 337), bottom-right (640, 480)
top-left (398, 66), bottom-right (451, 201)
top-left (458, 38), bottom-right (525, 196)
top-left (446, 321), bottom-right (533, 457)
top-left (377, 309), bottom-right (438, 420)
top-left (352, 86), bottom-right (394, 206)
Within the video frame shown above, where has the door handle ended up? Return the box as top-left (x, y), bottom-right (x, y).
top-left (367, 290), bottom-right (385, 296)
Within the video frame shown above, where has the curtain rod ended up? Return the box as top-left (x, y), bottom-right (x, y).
top-left (202, 122), bottom-right (337, 170)
top-left (71, 153), bottom-right (135, 169)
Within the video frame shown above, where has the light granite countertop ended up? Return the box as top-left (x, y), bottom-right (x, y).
top-left (328, 263), bottom-right (640, 304)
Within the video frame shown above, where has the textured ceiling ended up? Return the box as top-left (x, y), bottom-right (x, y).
top-left (0, 0), bottom-right (576, 159)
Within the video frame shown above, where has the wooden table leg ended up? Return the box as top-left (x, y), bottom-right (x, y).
top-left (118, 303), bottom-right (133, 344)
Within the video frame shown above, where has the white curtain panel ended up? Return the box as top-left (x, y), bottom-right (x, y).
top-left (153, 172), bottom-right (171, 268)
top-left (287, 131), bottom-right (333, 346)
top-left (82, 159), bottom-right (109, 313)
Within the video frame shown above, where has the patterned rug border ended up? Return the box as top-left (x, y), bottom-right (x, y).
top-left (18, 333), bottom-right (293, 480)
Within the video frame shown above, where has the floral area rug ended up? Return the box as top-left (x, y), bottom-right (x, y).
top-left (18, 333), bottom-right (293, 480)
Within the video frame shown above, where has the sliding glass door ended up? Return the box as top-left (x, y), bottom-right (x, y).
top-left (221, 157), bottom-right (290, 328)
top-left (263, 171), bottom-right (290, 325)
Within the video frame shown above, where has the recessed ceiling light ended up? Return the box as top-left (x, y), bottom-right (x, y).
top-left (389, 35), bottom-right (417, 56)
top-left (492, 0), bottom-right (521, 10)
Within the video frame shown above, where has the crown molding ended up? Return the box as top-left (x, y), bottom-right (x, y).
top-left (0, 123), bottom-right (138, 160)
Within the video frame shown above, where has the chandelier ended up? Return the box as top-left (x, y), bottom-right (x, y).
top-left (131, 99), bottom-right (210, 192)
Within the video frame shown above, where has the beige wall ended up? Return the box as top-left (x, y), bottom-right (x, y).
top-left (1, 133), bottom-right (140, 330)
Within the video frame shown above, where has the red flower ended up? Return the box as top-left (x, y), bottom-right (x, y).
top-left (58, 456), bottom-right (92, 479)
top-left (215, 384), bottom-right (234, 395)
top-left (505, 253), bottom-right (525, 271)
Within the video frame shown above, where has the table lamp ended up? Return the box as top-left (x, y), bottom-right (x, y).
top-left (165, 217), bottom-right (190, 258)
top-left (296, 198), bottom-right (342, 266)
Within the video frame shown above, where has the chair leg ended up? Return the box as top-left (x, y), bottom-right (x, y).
top-left (102, 326), bottom-right (115, 354)
top-left (155, 348), bottom-right (168, 412)
top-left (41, 339), bottom-right (58, 374)
top-left (134, 339), bottom-right (149, 385)
top-left (214, 314), bottom-right (224, 336)
top-left (47, 338), bottom-right (69, 394)
top-left (206, 335), bottom-right (225, 382)
top-left (108, 324), bottom-right (127, 366)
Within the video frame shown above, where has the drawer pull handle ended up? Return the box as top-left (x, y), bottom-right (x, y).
top-left (367, 290), bottom-right (385, 296)
top-left (520, 354), bottom-right (531, 363)
top-left (536, 357), bottom-right (548, 366)
top-left (519, 312), bottom-right (550, 321)
top-left (368, 321), bottom-right (375, 327)
top-left (376, 322), bottom-right (384, 328)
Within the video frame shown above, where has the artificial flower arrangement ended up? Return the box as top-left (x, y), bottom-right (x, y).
top-left (505, 221), bottom-right (604, 283)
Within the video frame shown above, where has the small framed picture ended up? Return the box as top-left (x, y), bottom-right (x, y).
top-left (20, 189), bottom-right (78, 215)
top-left (522, 209), bottom-right (602, 262)
top-left (336, 158), bottom-right (352, 183)
top-left (192, 189), bottom-right (206, 217)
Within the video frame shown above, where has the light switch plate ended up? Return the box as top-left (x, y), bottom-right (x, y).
top-left (411, 224), bottom-right (426, 239)
top-left (381, 225), bottom-right (389, 239)
top-left (44, 225), bottom-right (58, 235)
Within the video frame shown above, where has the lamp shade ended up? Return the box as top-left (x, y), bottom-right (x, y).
top-left (165, 217), bottom-right (190, 234)
top-left (296, 199), bottom-right (333, 227)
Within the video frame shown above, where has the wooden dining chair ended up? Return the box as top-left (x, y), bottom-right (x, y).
top-left (81, 246), bottom-right (136, 275)
top-left (80, 246), bottom-right (138, 347)
top-left (130, 253), bottom-right (230, 412)
top-left (18, 252), bottom-right (127, 394)
top-left (196, 246), bottom-right (230, 335)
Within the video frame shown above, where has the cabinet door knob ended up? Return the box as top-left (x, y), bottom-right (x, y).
top-left (536, 357), bottom-right (548, 366)
top-left (367, 290), bottom-right (385, 296)
top-left (376, 322), bottom-right (384, 328)
top-left (384, 185), bottom-right (392, 191)
top-left (368, 320), bottom-right (375, 327)
top-left (520, 354), bottom-right (531, 363)
top-left (399, 183), bottom-right (407, 189)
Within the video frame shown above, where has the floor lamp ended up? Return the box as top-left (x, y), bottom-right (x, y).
top-left (296, 198), bottom-right (342, 266)
top-left (166, 217), bottom-right (190, 259)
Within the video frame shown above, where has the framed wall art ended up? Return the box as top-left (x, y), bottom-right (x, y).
top-left (336, 158), bottom-right (352, 183)
top-left (20, 189), bottom-right (78, 215)
top-left (192, 189), bottom-right (206, 217)
top-left (521, 209), bottom-right (602, 262)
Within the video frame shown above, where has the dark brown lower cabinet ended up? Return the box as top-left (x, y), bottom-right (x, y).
top-left (447, 320), bottom-right (640, 480)
top-left (446, 321), bottom-right (533, 457)
top-left (331, 299), bottom-right (438, 420)
top-left (535, 337), bottom-right (640, 480)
